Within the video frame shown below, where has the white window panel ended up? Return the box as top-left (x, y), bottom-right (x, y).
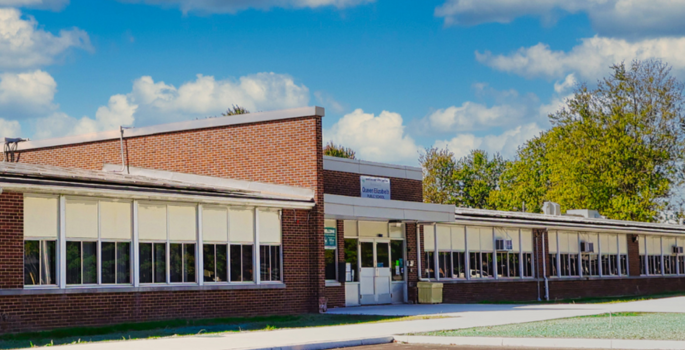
top-left (229, 207), bottom-right (254, 243)
top-left (138, 202), bottom-right (168, 241)
top-left (423, 225), bottom-right (435, 252)
top-left (480, 227), bottom-right (494, 251)
top-left (639, 235), bottom-right (646, 255)
top-left (587, 232), bottom-right (599, 247)
top-left (344, 220), bottom-right (358, 237)
top-left (619, 234), bottom-right (628, 255)
top-left (168, 204), bottom-right (197, 241)
top-left (568, 232), bottom-right (579, 254)
top-left (259, 209), bottom-right (282, 244)
top-left (389, 223), bottom-right (403, 238)
top-left (648, 236), bottom-right (661, 255)
top-left (558, 231), bottom-right (569, 253)
top-left (24, 194), bottom-right (58, 239)
top-left (600, 234), bottom-right (617, 254)
top-left (202, 206), bottom-right (228, 242)
top-left (548, 231), bottom-right (558, 254)
top-left (521, 229), bottom-right (534, 253)
top-left (100, 200), bottom-right (132, 240)
top-left (359, 221), bottom-right (388, 238)
top-left (507, 228), bottom-right (521, 253)
top-left (436, 225), bottom-right (451, 250)
top-left (663, 236), bottom-right (676, 254)
top-left (466, 227), bottom-right (480, 251)
top-left (66, 197), bottom-right (98, 239)
top-left (451, 226), bottom-right (465, 251)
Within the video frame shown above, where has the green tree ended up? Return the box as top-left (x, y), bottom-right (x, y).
top-left (420, 147), bottom-right (457, 204)
top-left (222, 105), bottom-right (250, 116)
top-left (324, 141), bottom-right (356, 159)
top-left (492, 59), bottom-right (685, 221)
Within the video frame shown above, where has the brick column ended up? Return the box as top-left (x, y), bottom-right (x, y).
top-left (0, 191), bottom-right (24, 289)
top-left (406, 223), bottom-right (420, 303)
top-left (628, 234), bottom-right (641, 276)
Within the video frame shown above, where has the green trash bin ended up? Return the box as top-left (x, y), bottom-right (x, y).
top-left (417, 282), bottom-right (443, 304)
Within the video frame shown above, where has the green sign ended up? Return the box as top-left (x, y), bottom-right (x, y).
top-left (324, 227), bottom-right (337, 249)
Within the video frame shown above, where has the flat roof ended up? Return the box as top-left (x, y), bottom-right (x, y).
top-left (451, 207), bottom-right (685, 235)
top-left (323, 156), bottom-right (422, 181)
top-left (16, 106), bottom-right (325, 151)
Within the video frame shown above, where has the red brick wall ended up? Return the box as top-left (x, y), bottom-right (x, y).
top-left (323, 170), bottom-right (422, 202)
top-left (0, 207), bottom-right (319, 334)
top-left (0, 192), bottom-right (23, 289)
top-left (628, 234), bottom-right (641, 276)
top-left (443, 281), bottom-right (539, 303)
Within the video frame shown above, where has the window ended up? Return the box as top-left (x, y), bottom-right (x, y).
top-left (66, 241), bottom-right (97, 284)
top-left (101, 242), bottom-right (130, 284)
top-left (260, 245), bottom-right (281, 281)
top-left (23, 194), bottom-right (58, 286)
top-left (203, 244), bottom-right (228, 282)
top-left (230, 244), bottom-right (253, 282)
top-left (554, 231), bottom-right (580, 277)
top-left (170, 243), bottom-right (195, 283)
top-left (423, 225), bottom-right (435, 278)
top-left (641, 235), bottom-right (663, 275)
top-left (391, 240), bottom-right (404, 281)
top-left (495, 228), bottom-right (521, 278)
top-left (663, 237), bottom-right (677, 275)
top-left (24, 240), bottom-right (56, 286)
top-left (549, 253), bottom-right (558, 276)
top-left (452, 252), bottom-right (466, 278)
top-left (139, 243), bottom-right (166, 283)
top-left (259, 209), bottom-right (282, 282)
top-left (324, 219), bottom-right (337, 281)
top-left (65, 197), bottom-right (99, 285)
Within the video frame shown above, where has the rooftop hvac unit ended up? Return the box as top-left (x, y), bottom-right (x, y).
top-left (580, 242), bottom-right (594, 253)
top-left (673, 246), bottom-right (684, 254)
top-left (496, 239), bottom-right (513, 251)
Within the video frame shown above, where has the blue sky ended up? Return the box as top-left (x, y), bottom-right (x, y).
top-left (2, 0), bottom-right (685, 166)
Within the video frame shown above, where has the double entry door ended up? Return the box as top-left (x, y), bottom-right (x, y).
top-left (359, 239), bottom-right (392, 305)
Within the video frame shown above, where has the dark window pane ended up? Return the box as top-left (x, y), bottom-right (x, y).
top-left (270, 245), bottom-right (280, 281)
top-left (469, 252), bottom-right (478, 278)
top-left (82, 242), bottom-right (98, 284)
top-left (66, 241), bottom-right (81, 285)
top-left (452, 252), bottom-right (465, 278)
top-left (261, 245), bottom-right (271, 281)
top-left (344, 239), bottom-right (358, 282)
top-left (391, 240), bottom-right (403, 281)
top-left (325, 249), bottom-right (336, 280)
top-left (24, 241), bottom-right (39, 285)
top-left (230, 245), bottom-right (242, 282)
top-left (101, 242), bottom-right (116, 284)
top-left (42, 241), bottom-right (56, 285)
top-left (361, 242), bottom-right (374, 268)
top-left (170, 243), bottom-right (183, 283)
top-left (242, 245), bottom-right (253, 282)
top-left (117, 242), bottom-right (131, 284)
top-left (139, 243), bottom-right (152, 283)
top-left (510, 253), bottom-right (520, 277)
top-left (216, 244), bottom-right (227, 282)
top-left (438, 252), bottom-right (449, 278)
top-left (425, 251), bottom-right (435, 278)
top-left (376, 243), bottom-right (389, 268)
top-left (154, 243), bottom-right (166, 283)
top-left (203, 244), bottom-right (216, 282)
top-left (185, 244), bottom-right (195, 283)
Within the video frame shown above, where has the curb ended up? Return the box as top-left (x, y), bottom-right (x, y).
top-left (394, 335), bottom-right (685, 350)
top-left (250, 336), bottom-right (395, 350)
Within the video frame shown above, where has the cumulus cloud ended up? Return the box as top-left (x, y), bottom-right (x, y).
top-left (0, 0), bottom-right (69, 11)
top-left (0, 70), bottom-right (57, 117)
top-left (0, 8), bottom-right (91, 69)
top-left (324, 109), bottom-right (420, 165)
top-left (0, 117), bottom-right (21, 139)
top-left (434, 123), bottom-right (544, 160)
top-left (426, 102), bottom-right (529, 133)
top-left (124, 0), bottom-right (374, 14)
top-left (435, 0), bottom-right (685, 38)
top-left (476, 36), bottom-right (685, 80)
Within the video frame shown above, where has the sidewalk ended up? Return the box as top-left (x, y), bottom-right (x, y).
top-left (50, 297), bottom-right (685, 350)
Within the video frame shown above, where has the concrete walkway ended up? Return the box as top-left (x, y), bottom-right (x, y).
top-left (54, 297), bottom-right (685, 350)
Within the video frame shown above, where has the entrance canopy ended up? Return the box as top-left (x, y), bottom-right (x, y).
top-left (324, 194), bottom-right (454, 222)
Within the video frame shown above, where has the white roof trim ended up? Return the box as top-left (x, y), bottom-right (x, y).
top-left (17, 106), bottom-right (325, 151)
top-left (102, 164), bottom-right (314, 201)
top-left (324, 194), bottom-right (454, 222)
top-left (323, 156), bottom-right (422, 181)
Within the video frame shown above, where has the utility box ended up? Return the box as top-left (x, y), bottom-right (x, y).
top-left (418, 282), bottom-right (443, 304)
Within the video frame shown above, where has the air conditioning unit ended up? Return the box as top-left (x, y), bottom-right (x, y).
top-left (673, 246), bottom-right (684, 254)
top-left (580, 242), bottom-right (594, 253)
top-left (496, 239), bottom-right (513, 251)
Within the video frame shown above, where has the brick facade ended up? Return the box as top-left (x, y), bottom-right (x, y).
top-left (323, 169), bottom-right (422, 202)
top-left (0, 192), bottom-right (23, 290)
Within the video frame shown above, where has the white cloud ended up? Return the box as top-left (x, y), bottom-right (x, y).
top-left (0, 8), bottom-right (91, 69)
top-left (0, 70), bottom-right (56, 116)
top-left (0, 0), bottom-right (69, 11)
top-left (426, 102), bottom-right (529, 133)
top-left (324, 109), bottom-right (420, 165)
top-left (435, 0), bottom-right (685, 38)
top-left (125, 0), bottom-right (374, 14)
top-left (435, 123), bottom-right (544, 160)
top-left (0, 117), bottom-right (21, 139)
top-left (476, 36), bottom-right (685, 80)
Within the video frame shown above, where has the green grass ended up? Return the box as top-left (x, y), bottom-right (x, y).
top-left (478, 290), bottom-right (685, 305)
top-left (0, 314), bottom-right (437, 349)
top-left (419, 312), bottom-right (685, 341)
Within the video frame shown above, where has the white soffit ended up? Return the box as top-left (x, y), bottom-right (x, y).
top-left (102, 164), bottom-right (314, 201)
top-left (17, 106), bottom-right (325, 151)
top-left (324, 194), bottom-right (454, 222)
top-left (323, 156), bottom-right (422, 181)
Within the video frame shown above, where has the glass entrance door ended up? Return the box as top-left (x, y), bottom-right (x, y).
top-left (359, 240), bottom-right (392, 305)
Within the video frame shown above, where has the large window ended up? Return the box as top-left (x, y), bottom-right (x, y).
top-left (495, 228), bottom-right (520, 278)
top-left (24, 240), bottom-right (56, 286)
top-left (23, 194), bottom-right (58, 286)
top-left (552, 231), bottom-right (579, 277)
top-left (258, 209), bottom-right (282, 282)
top-left (324, 219), bottom-right (338, 281)
top-left (551, 231), bottom-right (629, 278)
top-left (580, 233), bottom-right (599, 277)
top-left (343, 221), bottom-right (359, 282)
top-left (641, 235), bottom-right (685, 276)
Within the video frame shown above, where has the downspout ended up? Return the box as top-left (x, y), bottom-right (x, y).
top-left (535, 234), bottom-right (540, 301)
top-left (542, 230), bottom-right (550, 301)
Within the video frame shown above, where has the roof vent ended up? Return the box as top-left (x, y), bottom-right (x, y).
top-left (542, 202), bottom-right (561, 216)
top-left (3, 137), bottom-right (27, 162)
top-left (566, 209), bottom-right (603, 219)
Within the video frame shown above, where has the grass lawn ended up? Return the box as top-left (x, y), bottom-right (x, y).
top-left (478, 290), bottom-right (685, 305)
top-left (0, 314), bottom-right (439, 349)
top-left (419, 312), bottom-right (685, 341)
